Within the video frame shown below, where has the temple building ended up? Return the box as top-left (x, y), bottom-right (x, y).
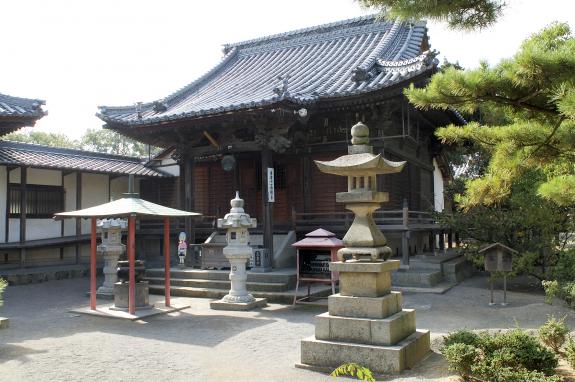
top-left (98, 16), bottom-right (461, 265)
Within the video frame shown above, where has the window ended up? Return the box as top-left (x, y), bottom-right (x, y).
top-left (8, 184), bottom-right (65, 218)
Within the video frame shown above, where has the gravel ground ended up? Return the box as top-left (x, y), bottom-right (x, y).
top-left (0, 275), bottom-right (573, 382)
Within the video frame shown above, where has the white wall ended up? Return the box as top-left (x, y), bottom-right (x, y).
top-left (433, 158), bottom-right (445, 212)
top-left (63, 172), bottom-right (77, 236)
top-left (152, 157), bottom-right (179, 177)
top-left (80, 173), bottom-right (110, 234)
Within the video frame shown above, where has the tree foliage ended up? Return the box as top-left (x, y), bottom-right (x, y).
top-left (407, 23), bottom-right (575, 207)
top-left (5, 129), bottom-right (160, 159)
top-left (80, 128), bottom-right (159, 158)
top-left (357, 0), bottom-right (505, 30)
top-left (4, 131), bottom-right (78, 149)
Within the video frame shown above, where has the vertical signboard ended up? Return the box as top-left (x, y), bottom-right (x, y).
top-left (267, 167), bottom-right (275, 203)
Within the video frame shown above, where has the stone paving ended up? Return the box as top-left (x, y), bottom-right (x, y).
top-left (0, 275), bottom-right (573, 381)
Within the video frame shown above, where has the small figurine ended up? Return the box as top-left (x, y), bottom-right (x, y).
top-left (177, 232), bottom-right (187, 268)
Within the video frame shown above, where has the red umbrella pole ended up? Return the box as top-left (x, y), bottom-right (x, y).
top-left (164, 217), bottom-right (171, 307)
top-left (90, 217), bottom-right (97, 310)
top-left (128, 215), bottom-right (136, 315)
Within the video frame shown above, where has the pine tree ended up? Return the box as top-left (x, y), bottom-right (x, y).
top-left (406, 23), bottom-right (575, 207)
top-left (358, 0), bottom-right (505, 30)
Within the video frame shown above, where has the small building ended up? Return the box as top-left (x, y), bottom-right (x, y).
top-left (0, 92), bottom-right (170, 272)
top-left (0, 140), bottom-right (168, 270)
top-left (98, 16), bottom-right (462, 262)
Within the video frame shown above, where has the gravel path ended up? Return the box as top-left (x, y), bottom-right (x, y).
top-left (0, 275), bottom-right (573, 382)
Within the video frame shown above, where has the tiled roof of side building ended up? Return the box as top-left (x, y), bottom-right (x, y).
top-left (98, 15), bottom-right (436, 126)
top-left (0, 93), bottom-right (46, 118)
top-left (0, 140), bottom-right (168, 177)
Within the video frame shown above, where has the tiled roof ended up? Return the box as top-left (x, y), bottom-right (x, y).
top-left (98, 15), bottom-right (436, 126)
top-left (0, 141), bottom-right (168, 177)
top-left (0, 93), bottom-right (46, 118)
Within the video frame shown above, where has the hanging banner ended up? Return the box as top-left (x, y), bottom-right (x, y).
top-left (267, 167), bottom-right (275, 203)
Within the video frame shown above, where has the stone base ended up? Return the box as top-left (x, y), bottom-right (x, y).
top-left (113, 281), bottom-right (150, 309)
top-left (210, 297), bottom-right (267, 311)
top-left (315, 309), bottom-right (416, 346)
top-left (300, 329), bottom-right (430, 374)
top-left (328, 292), bottom-right (402, 319)
top-left (0, 317), bottom-right (9, 329)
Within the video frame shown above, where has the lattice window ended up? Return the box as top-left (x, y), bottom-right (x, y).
top-left (8, 184), bottom-right (64, 218)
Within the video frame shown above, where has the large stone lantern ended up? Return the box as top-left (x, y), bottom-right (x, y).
top-left (210, 192), bottom-right (267, 311)
top-left (96, 218), bottom-right (126, 298)
top-left (315, 121), bottom-right (405, 262)
top-left (298, 122), bottom-right (431, 375)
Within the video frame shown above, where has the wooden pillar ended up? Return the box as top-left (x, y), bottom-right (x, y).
top-left (261, 149), bottom-right (273, 254)
top-left (183, 156), bottom-right (195, 244)
top-left (302, 155), bottom-right (312, 213)
top-left (19, 166), bottom-right (27, 268)
top-left (401, 198), bottom-right (409, 267)
top-left (163, 216), bottom-right (171, 307)
top-left (128, 215), bottom-right (136, 315)
top-left (60, 172), bottom-right (65, 260)
top-left (90, 217), bottom-right (97, 310)
top-left (75, 172), bottom-right (82, 264)
top-left (439, 230), bottom-right (445, 251)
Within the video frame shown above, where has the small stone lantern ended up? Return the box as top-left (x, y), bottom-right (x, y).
top-left (96, 218), bottom-right (127, 298)
top-left (210, 192), bottom-right (267, 311)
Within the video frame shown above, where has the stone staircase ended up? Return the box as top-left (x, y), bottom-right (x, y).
top-left (391, 253), bottom-right (474, 292)
top-left (144, 268), bottom-right (332, 304)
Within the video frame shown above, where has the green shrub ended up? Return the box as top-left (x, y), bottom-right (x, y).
top-left (442, 343), bottom-right (479, 378)
top-left (490, 329), bottom-right (558, 375)
top-left (542, 280), bottom-right (559, 305)
top-left (539, 315), bottom-right (569, 353)
top-left (443, 329), bottom-right (482, 348)
top-left (442, 329), bottom-right (559, 379)
top-left (472, 362), bottom-right (564, 382)
top-left (0, 278), bottom-right (6, 308)
top-left (564, 336), bottom-right (575, 369)
top-left (331, 363), bottom-right (375, 382)
top-left (553, 251), bottom-right (575, 283)
top-left (559, 282), bottom-right (575, 308)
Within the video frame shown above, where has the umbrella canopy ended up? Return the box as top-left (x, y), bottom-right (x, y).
top-left (54, 195), bottom-right (201, 219)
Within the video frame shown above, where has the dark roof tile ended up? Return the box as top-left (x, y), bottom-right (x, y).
top-left (98, 15), bottom-right (436, 126)
top-left (0, 141), bottom-right (168, 177)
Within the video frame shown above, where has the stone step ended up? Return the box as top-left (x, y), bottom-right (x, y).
top-left (145, 268), bottom-right (296, 285)
top-left (407, 260), bottom-right (443, 271)
top-left (145, 276), bottom-right (290, 292)
top-left (148, 283), bottom-right (332, 305)
top-left (391, 269), bottom-right (443, 287)
top-left (315, 309), bottom-right (416, 346)
top-left (299, 329), bottom-right (430, 374)
top-left (443, 256), bottom-right (475, 283)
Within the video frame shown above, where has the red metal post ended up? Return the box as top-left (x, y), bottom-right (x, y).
top-left (90, 217), bottom-right (97, 310)
top-left (128, 215), bottom-right (136, 315)
top-left (163, 216), bottom-right (171, 307)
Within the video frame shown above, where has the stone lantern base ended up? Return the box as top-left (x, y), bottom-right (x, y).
top-left (210, 297), bottom-right (267, 311)
top-left (298, 260), bottom-right (430, 374)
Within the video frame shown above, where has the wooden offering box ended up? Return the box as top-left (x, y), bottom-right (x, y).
top-left (292, 229), bottom-right (343, 304)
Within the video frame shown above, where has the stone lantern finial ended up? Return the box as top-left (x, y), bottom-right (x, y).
top-left (351, 122), bottom-right (369, 145)
top-left (230, 191), bottom-right (244, 213)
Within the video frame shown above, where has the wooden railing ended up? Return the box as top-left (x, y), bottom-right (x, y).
top-left (293, 207), bottom-right (437, 233)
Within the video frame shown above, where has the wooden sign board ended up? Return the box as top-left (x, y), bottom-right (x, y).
top-left (484, 249), bottom-right (513, 272)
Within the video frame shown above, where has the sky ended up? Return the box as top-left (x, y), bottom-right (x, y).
top-left (2, 0), bottom-right (574, 139)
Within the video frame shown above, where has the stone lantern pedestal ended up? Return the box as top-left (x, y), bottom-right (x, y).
top-left (210, 192), bottom-right (267, 311)
top-left (299, 260), bottom-right (430, 374)
top-left (96, 218), bottom-right (126, 299)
